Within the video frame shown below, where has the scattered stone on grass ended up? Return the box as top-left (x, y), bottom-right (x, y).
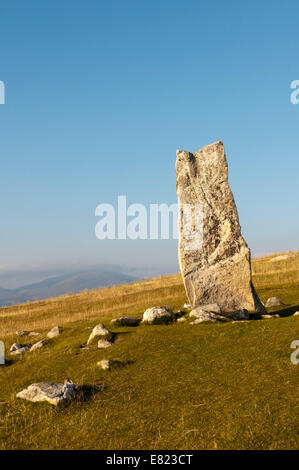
top-left (177, 317), bottom-right (186, 323)
top-left (30, 338), bottom-right (49, 352)
top-left (183, 303), bottom-right (191, 309)
top-left (293, 311), bottom-right (299, 317)
top-left (189, 309), bottom-right (228, 324)
top-left (142, 306), bottom-right (176, 325)
top-left (265, 297), bottom-right (284, 307)
top-left (110, 317), bottom-right (140, 327)
top-left (47, 326), bottom-right (61, 338)
top-left (16, 379), bottom-right (77, 406)
top-left (10, 346), bottom-right (30, 355)
top-left (28, 332), bottom-right (41, 337)
top-left (87, 323), bottom-right (113, 345)
top-left (262, 314), bottom-right (280, 319)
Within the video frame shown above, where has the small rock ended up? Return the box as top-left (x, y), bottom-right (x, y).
top-left (11, 346), bottom-right (30, 355)
top-left (97, 359), bottom-right (122, 370)
top-left (87, 323), bottom-right (113, 345)
top-left (28, 332), bottom-right (41, 337)
top-left (293, 311), bottom-right (299, 317)
top-left (189, 309), bottom-right (227, 323)
top-left (265, 297), bottom-right (284, 307)
top-left (47, 326), bottom-right (61, 338)
top-left (262, 314), bottom-right (280, 319)
top-left (16, 330), bottom-right (28, 337)
top-left (10, 343), bottom-right (24, 352)
top-left (142, 306), bottom-right (176, 325)
top-left (98, 339), bottom-right (112, 349)
top-left (183, 303), bottom-right (191, 309)
top-left (16, 379), bottom-right (77, 406)
top-left (30, 338), bottom-right (49, 352)
top-left (110, 317), bottom-right (140, 327)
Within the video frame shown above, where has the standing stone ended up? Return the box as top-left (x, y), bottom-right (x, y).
top-left (175, 141), bottom-right (265, 313)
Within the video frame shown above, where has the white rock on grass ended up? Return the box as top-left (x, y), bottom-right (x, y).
top-left (97, 359), bottom-right (122, 370)
top-left (16, 330), bottom-right (27, 337)
top-left (293, 311), bottom-right (299, 316)
top-left (142, 306), bottom-right (176, 325)
top-left (98, 339), bottom-right (112, 349)
top-left (16, 379), bottom-right (77, 406)
top-left (30, 338), bottom-right (49, 352)
top-left (87, 323), bottom-right (113, 345)
top-left (265, 297), bottom-right (284, 307)
top-left (10, 343), bottom-right (23, 352)
top-left (47, 326), bottom-right (61, 338)
top-left (110, 317), bottom-right (140, 327)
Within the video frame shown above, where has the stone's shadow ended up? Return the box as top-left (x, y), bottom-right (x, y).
top-left (73, 383), bottom-right (103, 403)
top-left (274, 305), bottom-right (299, 318)
top-left (0, 359), bottom-right (13, 367)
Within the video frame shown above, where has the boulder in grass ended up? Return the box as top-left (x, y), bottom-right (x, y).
top-left (265, 297), bottom-right (284, 307)
top-left (30, 338), bottom-right (49, 352)
top-left (16, 379), bottom-right (77, 406)
top-left (47, 326), bottom-right (61, 338)
top-left (141, 306), bottom-right (176, 325)
top-left (110, 317), bottom-right (140, 327)
top-left (87, 323), bottom-right (113, 345)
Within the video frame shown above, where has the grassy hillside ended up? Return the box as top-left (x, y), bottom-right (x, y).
top-left (0, 252), bottom-right (298, 450)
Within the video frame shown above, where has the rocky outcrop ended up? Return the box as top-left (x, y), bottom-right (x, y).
top-left (175, 141), bottom-right (265, 313)
top-left (47, 326), bottom-right (61, 338)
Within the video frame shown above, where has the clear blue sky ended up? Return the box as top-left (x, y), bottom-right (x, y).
top-left (0, 0), bottom-right (298, 275)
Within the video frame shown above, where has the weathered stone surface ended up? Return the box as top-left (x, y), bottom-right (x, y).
top-left (98, 339), bottom-right (113, 349)
top-left (30, 338), bottom-right (48, 352)
top-left (87, 323), bottom-right (113, 345)
top-left (265, 297), bottom-right (284, 307)
top-left (189, 310), bottom-right (227, 323)
top-left (141, 306), bottom-right (176, 325)
top-left (16, 379), bottom-right (77, 406)
top-left (97, 359), bottom-right (122, 370)
top-left (10, 346), bottom-right (30, 355)
top-left (111, 317), bottom-right (140, 327)
top-left (10, 343), bottom-right (23, 352)
top-left (175, 141), bottom-right (265, 313)
top-left (47, 326), bottom-right (61, 338)
top-left (223, 309), bottom-right (250, 321)
top-left (198, 303), bottom-right (221, 314)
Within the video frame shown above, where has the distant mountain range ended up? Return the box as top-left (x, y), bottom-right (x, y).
top-left (0, 269), bottom-right (139, 307)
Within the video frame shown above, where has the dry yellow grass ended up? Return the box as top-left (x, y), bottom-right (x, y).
top-left (0, 251), bottom-right (298, 339)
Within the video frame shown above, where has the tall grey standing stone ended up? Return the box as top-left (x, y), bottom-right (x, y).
top-left (175, 141), bottom-right (265, 313)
